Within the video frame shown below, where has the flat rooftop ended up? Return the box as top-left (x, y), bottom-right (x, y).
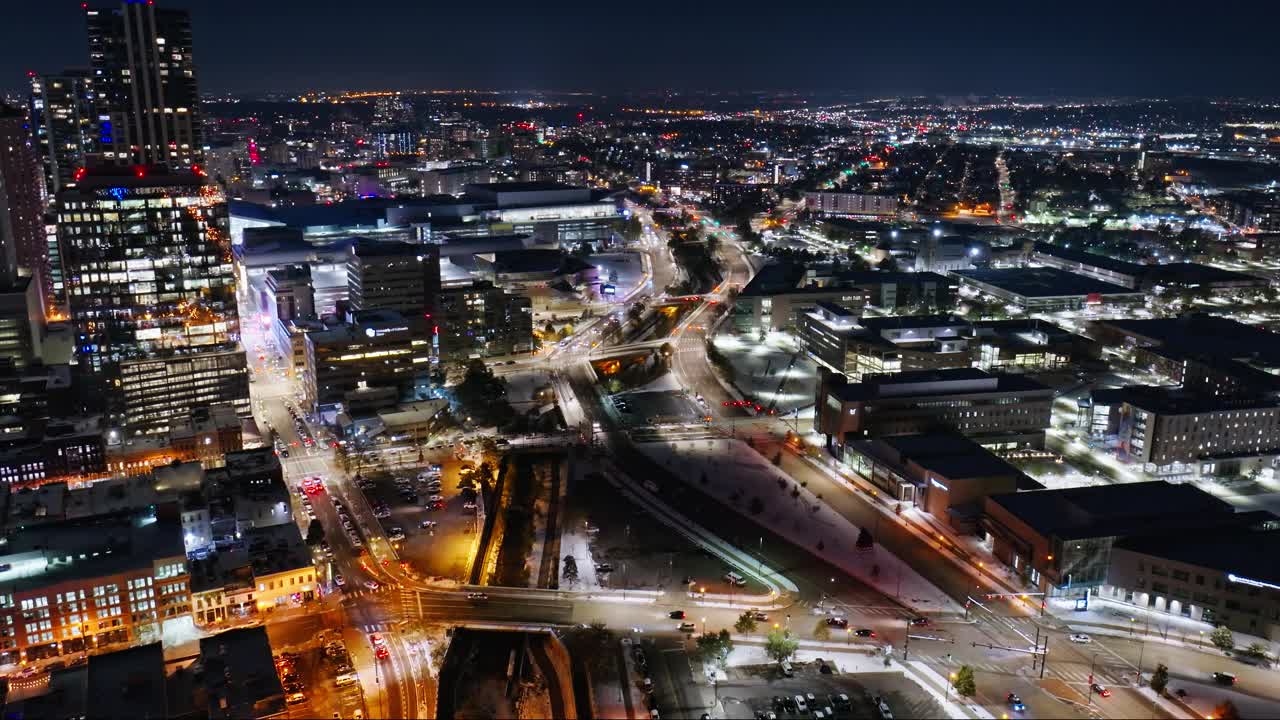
top-left (1150, 262), bottom-right (1267, 287)
top-left (1094, 314), bottom-right (1280, 366)
top-left (1115, 527), bottom-right (1280, 583)
top-left (199, 627), bottom-right (285, 720)
top-left (1032, 241), bottom-right (1142, 276)
top-left (1092, 385), bottom-right (1280, 415)
top-left (954, 267), bottom-right (1140, 298)
top-left (882, 434), bottom-right (1025, 479)
top-left (0, 510), bottom-right (185, 595)
top-left (832, 367), bottom-right (1050, 402)
top-left (86, 642), bottom-right (167, 720)
top-left (986, 481), bottom-right (1239, 540)
top-left (858, 314), bottom-right (966, 332)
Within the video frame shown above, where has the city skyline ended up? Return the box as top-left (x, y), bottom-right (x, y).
top-left (1, 2), bottom-right (1279, 720)
top-left (1, 0), bottom-right (1277, 97)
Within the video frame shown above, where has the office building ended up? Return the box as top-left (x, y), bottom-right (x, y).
top-left (27, 71), bottom-right (96, 195)
top-left (953, 267), bottom-right (1145, 312)
top-left (84, 1), bottom-right (204, 168)
top-left (1087, 385), bottom-right (1280, 480)
top-left (815, 367), bottom-right (1053, 452)
top-left (799, 311), bottom-right (1095, 382)
top-left (798, 308), bottom-right (971, 381)
top-left (733, 261), bottom-right (954, 334)
top-left (981, 481), bottom-right (1259, 596)
top-left (1089, 314), bottom-right (1280, 398)
top-left (1209, 191), bottom-right (1280, 233)
top-left (304, 311), bottom-right (432, 419)
top-left (347, 238), bottom-right (441, 319)
top-left (436, 280), bottom-right (533, 360)
top-left (55, 167), bottom-right (247, 433)
top-left (263, 264), bottom-right (315, 323)
top-left (1104, 527), bottom-right (1280, 640)
top-left (0, 506), bottom-right (190, 664)
top-left (1029, 241), bottom-right (1267, 293)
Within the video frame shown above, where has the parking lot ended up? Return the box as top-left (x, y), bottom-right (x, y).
top-left (717, 659), bottom-right (945, 720)
top-left (266, 624), bottom-right (365, 720)
top-left (357, 452), bottom-right (484, 581)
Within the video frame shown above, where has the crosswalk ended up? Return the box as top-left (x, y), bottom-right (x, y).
top-left (357, 623), bottom-right (391, 633)
top-left (795, 598), bottom-right (912, 619)
top-left (915, 651), bottom-right (1123, 686)
top-left (894, 694), bottom-right (945, 720)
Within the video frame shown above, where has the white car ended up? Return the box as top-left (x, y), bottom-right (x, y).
top-left (1068, 633), bottom-right (1092, 644)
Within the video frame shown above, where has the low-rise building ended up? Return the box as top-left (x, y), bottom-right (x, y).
top-left (953, 267), bottom-right (1145, 312)
top-left (841, 433), bottom-right (1040, 526)
top-left (0, 641), bottom-right (174, 720)
top-left (1104, 526), bottom-right (1280, 640)
top-left (1089, 314), bottom-right (1280, 398)
top-left (733, 261), bottom-right (954, 334)
top-left (798, 308), bottom-right (969, 381)
top-left (815, 367), bottom-right (1053, 452)
top-left (981, 481), bottom-right (1254, 596)
top-left (0, 506), bottom-right (190, 664)
top-left (201, 448), bottom-right (293, 551)
top-left (198, 626), bottom-right (286, 719)
top-left (1030, 241), bottom-right (1268, 293)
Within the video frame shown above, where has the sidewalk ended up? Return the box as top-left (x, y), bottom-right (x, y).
top-left (634, 438), bottom-right (958, 615)
top-left (1052, 595), bottom-right (1279, 657)
top-left (725, 639), bottom-right (989, 719)
top-left (782, 440), bottom-right (1041, 608)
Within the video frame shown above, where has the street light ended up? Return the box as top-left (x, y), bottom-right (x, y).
top-left (946, 672), bottom-right (956, 701)
top-left (701, 617), bottom-right (707, 634)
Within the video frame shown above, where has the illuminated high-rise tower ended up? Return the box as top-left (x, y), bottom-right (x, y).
top-left (85, 1), bottom-right (204, 169)
top-left (56, 166), bottom-right (247, 433)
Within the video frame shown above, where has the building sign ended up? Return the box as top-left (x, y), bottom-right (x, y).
top-left (1227, 573), bottom-right (1280, 591)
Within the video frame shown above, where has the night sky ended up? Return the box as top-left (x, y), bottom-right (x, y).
top-left (2, 0), bottom-right (1276, 97)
